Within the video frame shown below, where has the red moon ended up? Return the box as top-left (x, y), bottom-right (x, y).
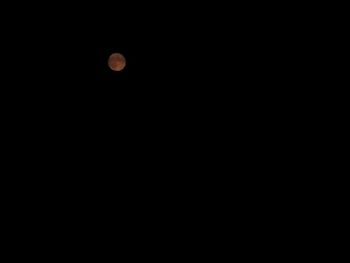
top-left (108, 53), bottom-right (126, 71)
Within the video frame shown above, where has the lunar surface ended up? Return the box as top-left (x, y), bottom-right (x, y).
top-left (108, 53), bottom-right (126, 71)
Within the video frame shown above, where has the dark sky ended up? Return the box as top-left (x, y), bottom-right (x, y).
top-left (1, 3), bottom-right (296, 155)
top-left (0, 4), bottom-right (306, 223)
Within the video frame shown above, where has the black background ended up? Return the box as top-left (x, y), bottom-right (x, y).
top-left (1, 4), bottom-right (317, 257)
top-left (1, 3), bottom-right (300, 170)
top-left (1, 3), bottom-right (307, 188)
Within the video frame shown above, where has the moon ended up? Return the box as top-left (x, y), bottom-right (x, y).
top-left (108, 53), bottom-right (126, 71)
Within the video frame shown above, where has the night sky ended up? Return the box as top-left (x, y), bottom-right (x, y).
top-left (1, 3), bottom-right (298, 168)
top-left (1, 6), bottom-right (308, 253)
